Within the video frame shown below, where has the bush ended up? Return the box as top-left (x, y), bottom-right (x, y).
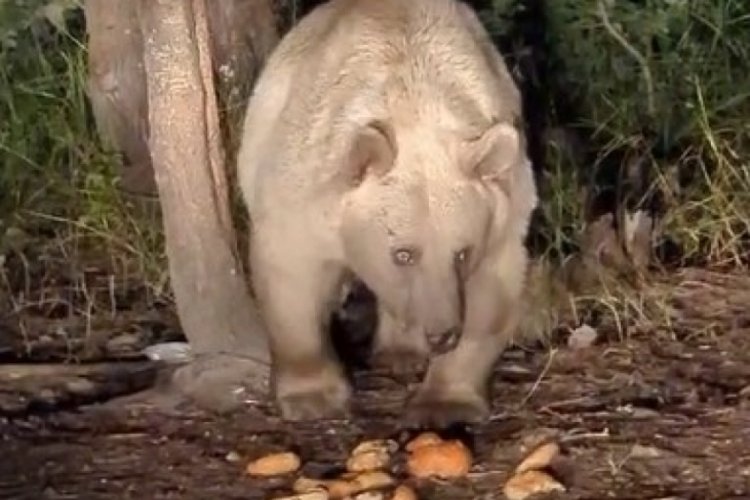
top-left (0, 3), bottom-right (164, 291)
top-left (480, 0), bottom-right (750, 268)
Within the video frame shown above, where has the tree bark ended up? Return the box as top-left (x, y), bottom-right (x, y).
top-left (206, 0), bottom-right (278, 159)
top-left (85, 0), bottom-right (155, 195)
top-left (84, 0), bottom-right (279, 196)
top-left (136, 0), bottom-right (270, 406)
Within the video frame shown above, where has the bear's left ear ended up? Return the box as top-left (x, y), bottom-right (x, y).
top-left (346, 120), bottom-right (398, 186)
top-left (463, 121), bottom-right (524, 183)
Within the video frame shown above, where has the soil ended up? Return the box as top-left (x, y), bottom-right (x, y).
top-left (1, 267), bottom-right (750, 500)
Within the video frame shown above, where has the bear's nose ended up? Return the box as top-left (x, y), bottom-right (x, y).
top-left (426, 327), bottom-right (461, 353)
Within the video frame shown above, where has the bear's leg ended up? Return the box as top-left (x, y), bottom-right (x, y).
top-left (251, 229), bottom-right (350, 421)
top-left (406, 241), bottom-right (528, 428)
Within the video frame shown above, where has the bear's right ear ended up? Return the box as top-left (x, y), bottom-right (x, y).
top-left (347, 120), bottom-right (397, 185)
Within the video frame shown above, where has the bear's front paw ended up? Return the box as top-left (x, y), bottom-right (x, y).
top-left (275, 363), bottom-right (351, 421)
top-left (405, 385), bottom-right (489, 429)
top-left (170, 352), bottom-right (270, 414)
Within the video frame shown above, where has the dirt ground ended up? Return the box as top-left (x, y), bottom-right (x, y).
top-left (1, 267), bottom-right (750, 499)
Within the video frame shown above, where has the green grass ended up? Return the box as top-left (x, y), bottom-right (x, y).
top-left (0, 9), bottom-right (166, 302)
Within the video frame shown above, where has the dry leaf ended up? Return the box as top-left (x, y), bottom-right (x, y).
top-left (246, 451), bottom-right (301, 476)
top-left (406, 440), bottom-right (471, 479)
top-left (515, 441), bottom-right (560, 474)
top-left (623, 209), bottom-right (654, 271)
top-left (503, 470), bottom-right (565, 500)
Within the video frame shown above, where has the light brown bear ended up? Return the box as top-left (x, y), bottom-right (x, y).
top-left (237, 0), bottom-right (538, 427)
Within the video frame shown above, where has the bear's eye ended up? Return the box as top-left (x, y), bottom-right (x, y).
top-left (392, 246), bottom-right (420, 266)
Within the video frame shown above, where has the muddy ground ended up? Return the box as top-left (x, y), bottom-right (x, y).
top-left (1, 267), bottom-right (749, 499)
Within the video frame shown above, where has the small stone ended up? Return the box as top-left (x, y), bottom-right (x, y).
top-left (142, 341), bottom-right (193, 364)
top-left (64, 378), bottom-right (97, 397)
top-left (106, 333), bottom-right (142, 353)
top-left (567, 324), bottom-right (597, 350)
top-left (225, 450), bottom-right (241, 463)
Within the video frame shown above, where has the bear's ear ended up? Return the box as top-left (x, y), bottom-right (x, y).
top-left (347, 120), bottom-right (397, 185)
top-left (463, 121), bottom-right (524, 183)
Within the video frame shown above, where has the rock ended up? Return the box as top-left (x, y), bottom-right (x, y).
top-left (142, 341), bottom-right (193, 364)
top-left (567, 324), bottom-right (597, 350)
top-left (64, 377), bottom-right (97, 397)
top-left (106, 333), bottom-right (142, 354)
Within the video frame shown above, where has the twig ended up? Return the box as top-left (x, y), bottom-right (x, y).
top-left (560, 428), bottom-right (611, 445)
top-left (516, 348), bottom-right (558, 409)
top-left (597, 0), bottom-right (655, 117)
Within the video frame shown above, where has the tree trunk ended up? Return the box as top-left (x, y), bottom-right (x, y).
top-left (136, 0), bottom-right (271, 409)
top-left (84, 0), bottom-right (279, 196)
top-left (85, 0), bottom-right (155, 195)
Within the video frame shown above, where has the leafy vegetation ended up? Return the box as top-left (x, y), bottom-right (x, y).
top-left (481, 0), bottom-right (750, 269)
top-left (0, 3), bottom-right (166, 316)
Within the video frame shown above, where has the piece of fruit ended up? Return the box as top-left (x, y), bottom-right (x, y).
top-left (294, 477), bottom-right (329, 494)
top-left (349, 492), bottom-right (384, 500)
top-left (515, 441), bottom-right (560, 474)
top-left (346, 439), bottom-right (398, 472)
top-left (271, 490), bottom-right (329, 500)
top-left (406, 440), bottom-right (471, 479)
top-left (503, 470), bottom-right (565, 500)
top-left (349, 471), bottom-right (395, 493)
top-left (405, 432), bottom-right (443, 452)
top-left (294, 471), bottom-right (395, 499)
top-left (246, 451), bottom-right (301, 476)
top-left (390, 485), bottom-right (418, 500)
